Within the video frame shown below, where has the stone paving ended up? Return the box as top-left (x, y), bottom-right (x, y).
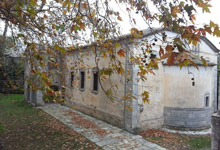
top-left (38, 104), bottom-right (166, 150)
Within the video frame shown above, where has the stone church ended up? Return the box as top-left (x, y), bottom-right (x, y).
top-left (24, 29), bottom-right (219, 133)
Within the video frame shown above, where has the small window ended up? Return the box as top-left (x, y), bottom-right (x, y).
top-left (92, 70), bottom-right (99, 92)
top-left (79, 71), bottom-right (85, 90)
top-left (70, 72), bottom-right (74, 87)
top-left (62, 87), bottom-right (65, 99)
top-left (205, 95), bottom-right (209, 107)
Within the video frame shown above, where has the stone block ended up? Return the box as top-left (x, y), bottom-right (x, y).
top-left (188, 114), bottom-right (196, 118)
top-left (173, 121), bottom-right (185, 126)
top-left (164, 107), bottom-right (211, 129)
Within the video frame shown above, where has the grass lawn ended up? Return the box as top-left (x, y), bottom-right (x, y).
top-left (0, 94), bottom-right (101, 150)
top-left (139, 129), bottom-right (211, 150)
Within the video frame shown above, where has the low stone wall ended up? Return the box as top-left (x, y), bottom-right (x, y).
top-left (164, 107), bottom-right (211, 129)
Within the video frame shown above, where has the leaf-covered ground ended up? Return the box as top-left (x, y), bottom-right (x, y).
top-left (139, 129), bottom-right (211, 150)
top-left (0, 94), bottom-right (102, 150)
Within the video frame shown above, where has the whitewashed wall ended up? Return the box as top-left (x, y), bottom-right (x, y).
top-left (132, 30), bottom-right (218, 130)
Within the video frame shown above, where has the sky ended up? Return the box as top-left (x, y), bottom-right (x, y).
top-left (196, 0), bottom-right (220, 49)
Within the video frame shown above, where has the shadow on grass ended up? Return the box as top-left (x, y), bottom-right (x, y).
top-left (0, 94), bottom-right (101, 150)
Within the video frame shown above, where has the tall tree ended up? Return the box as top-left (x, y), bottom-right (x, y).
top-left (0, 0), bottom-right (219, 102)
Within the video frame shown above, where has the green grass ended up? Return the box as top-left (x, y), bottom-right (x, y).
top-left (0, 94), bottom-right (101, 150)
top-left (188, 136), bottom-right (211, 149)
top-left (0, 123), bottom-right (6, 132)
top-left (151, 137), bottom-right (162, 141)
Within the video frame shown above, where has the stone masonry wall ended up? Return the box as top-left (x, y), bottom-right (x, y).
top-left (211, 112), bottom-right (220, 150)
top-left (164, 107), bottom-right (211, 129)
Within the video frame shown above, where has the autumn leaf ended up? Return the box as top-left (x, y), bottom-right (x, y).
top-left (189, 60), bottom-right (199, 70)
top-left (91, 10), bottom-right (96, 17)
top-left (82, 3), bottom-right (87, 8)
top-left (201, 56), bottom-right (208, 67)
top-left (142, 91), bottom-right (149, 104)
top-left (159, 46), bottom-right (164, 57)
top-left (105, 89), bottom-right (112, 97)
top-left (210, 21), bottom-right (216, 28)
top-left (165, 45), bottom-right (173, 52)
top-left (52, 24), bottom-right (56, 29)
top-left (171, 6), bottom-right (180, 17)
top-left (190, 14), bottom-right (196, 24)
top-left (125, 106), bottom-right (133, 112)
top-left (167, 53), bottom-right (176, 66)
top-left (30, 0), bottom-right (37, 6)
top-left (160, 52), bottom-right (171, 60)
top-left (79, 22), bottom-right (85, 30)
top-left (43, 14), bottom-right (48, 19)
top-left (145, 15), bottom-right (150, 20)
top-left (115, 42), bottom-right (121, 48)
top-left (202, 2), bottom-right (211, 13)
top-left (117, 49), bottom-right (126, 57)
top-left (100, 68), bottom-right (113, 76)
top-left (63, 10), bottom-right (67, 15)
top-left (63, 0), bottom-right (69, 8)
top-left (130, 28), bottom-right (142, 38)
top-left (117, 16), bottom-right (122, 21)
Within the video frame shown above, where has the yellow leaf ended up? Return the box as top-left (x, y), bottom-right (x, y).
top-left (171, 6), bottom-right (180, 16)
top-left (125, 106), bottom-right (133, 112)
top-left (30, 0), bottom-right (37, 6)
top-left (91, 10), bottom-right (96, 17)
top-left (63, 0), bottom-right (69, 8)
top-left (115, 42), bottom-right (121, 49)
top-left (74, 3), bottom-right (78, 8)
top-left (180, 1), bottom-right (185, 7)
top-left (141, 91), bottom-right (149, 104)
top-left (201, 56), bottom-right (208, 67)
top-left (210, 21), bottom-right (216, 28)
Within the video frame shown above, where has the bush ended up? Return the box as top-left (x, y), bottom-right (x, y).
top-left (0, 57), bottom-right (24, 94)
